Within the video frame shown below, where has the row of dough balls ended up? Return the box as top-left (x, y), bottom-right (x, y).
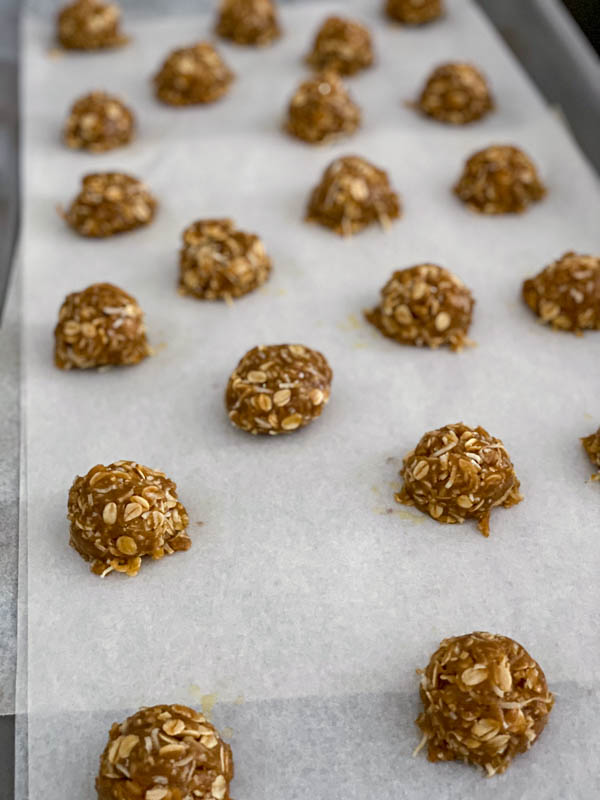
top-left (62, 56), bottom-right (494, 154)
top-left (67, 420), bottom-right (600, 581)
top-left (53, 247), bottom-right (600, 374)
top-left (93, 632), bottom-right (553, 800)
top-left (57, 0), bottom-right (446, 54)
top-left (61, 147), bottom-right (548, 251)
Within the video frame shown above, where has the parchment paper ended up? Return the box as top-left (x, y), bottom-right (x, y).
top-left (20, 0), bottom-right (600, 797)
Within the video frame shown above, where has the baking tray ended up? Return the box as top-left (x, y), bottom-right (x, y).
top-left (2, 0), bottom-right (600, 797)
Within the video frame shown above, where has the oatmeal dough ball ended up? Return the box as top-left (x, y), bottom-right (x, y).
top-left (68, 461), bottom-right (190, 577)
top-left (64, 172), bottom-right (156, 237)
top-left (454, 145), bottom-right (546, 214)
top-left (55, 283), bottom-right (149, 370)
top-left (418, 62), bottom-right (493, 124)
top-left (216, 0), bottom-right (281, 46)
top-left (385, 0), bottom-right (443, 25)
top-left (154, 43), bottom-right (234, 106)
top-left (396, 422), bottom-right (522, 536)
top-left (96, 704), bottom-right (234, 800)
top-left (582, 427), bottom-right (600, 480)
top-left (63, 91), bottom-right (134, 152)
top-left (365, 264), bottom-right (474, 351)
top-left (226, 344), bottom-right (332, 435)
top-left (57, 0), bottom-right (128, 50)
top-left (306, 155), bottom-right (401, 236)
top-left (179, 218), bottom-right (271, 301)
top-left (416, 632), bottom-right (554, 776)
top-left (286, 72), bottom-right (361, 144)
top-left (522, 252), bottom-right (600, 334)
top-left (306, 16), bottom-right (374, 76)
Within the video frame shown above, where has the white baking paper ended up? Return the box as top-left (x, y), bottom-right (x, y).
top-left (19, 0), bottom-right (600, 797)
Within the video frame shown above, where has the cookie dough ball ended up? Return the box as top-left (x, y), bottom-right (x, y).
top-left (365, 264), bottom-right (474, 351)
top-left (226, 344), bottom-right (332, 435)
top-left (454, 145), bottom-right (546, 214)
top-left (582, 427), bottom-right (600, 480)
top-left (416, 632), bottom-right (554, 776)
top-left (68, 461), bottom-right (190, 577)
top-left (522, 252), bottom-right (600, 333)
top-left (386, 0), bottom-right (443, 25)
top-left (64, 172), bottom-right (156, 237)
top-left (96, 704), bottom-right (234, 799)
top-left (286, 72), bottom-right (361, 144)
top-left (63, 91), bottom-right (134, 152)
top-left (179, 218), bottom-right (272, 301)
top-left (306, 16), bottom-right (374, 76)
top-left (306, 155), bottom-right (401, 236)
top-left (154, 43), bottom-right (234, 106)
top-left (216, 0), bottom-right (281, 46)
top-left (418, 62), bottom-right (493, 124)
top-left (54, 283), bottom-right (149, 370)
top-left (57, 0), bottom-right (128, 50)
top-left (396, 422), bottom-right (522, 536)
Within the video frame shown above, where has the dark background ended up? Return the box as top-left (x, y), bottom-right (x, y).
top-left (563, 0), bottom-right (600, 52)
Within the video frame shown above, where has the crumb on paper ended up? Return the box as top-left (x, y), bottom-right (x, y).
top-left (188, 686), bottom-right (218, 720)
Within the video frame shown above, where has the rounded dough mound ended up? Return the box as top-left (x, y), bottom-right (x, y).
top-left (454, 145), bottom-right (546, 214)
top-left (64, 172), bottom-right (156, 237)
top-left (306, 16), bottom-right (374, 76)
top-left (416, 631), bottom-right (554, 777)
top-left (63, 91), bottom-right (134, 152)
top-left (96, 704), bottom-right (234, 799)
top-left (418, 62), bottom-right (493, 124)
top-left (178, 219), bottom-right (272, 301)
top-left (396, 422), bottom-right (522, 536)
top-left (154, 43), bottom-right (234, 106)
top-left (306, 154), bottom-right (401, 236)
top-left (57, 0), bottom-right (128, 50)
top-left (216, 0), bottom-right (281, 46)
top-left (54, 282), bottom-right (149, 370)
top-left (522, 251), bottom-right (600, 333)
top-left (68, 461), bottom-right (190, 576)
top-left (365, 263), bottom-right (474, 351)
top-left (286, 72), bottom-right (361, 144)
top-left (385, 0), bottom-right (443, 25)
top-left (225, 344), bottom-right (332, 435)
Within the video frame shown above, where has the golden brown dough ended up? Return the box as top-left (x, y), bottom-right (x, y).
top-left (64, 172), bottom-right (156, 237)
top-left (454, 145), bottom-right (546, 214)
top-left (96, 704), bottom-right (234, 799)
top-left (417, 62), bottom-right (493, 124)
top-left (178, 219), bottom-right (272, 301)
top-left (63, 91), bottom-right (134, 152)
top-left (54, 283), bottom-right (149, 370)
top-left (225, 344), bottom-right (332, 435)
top-left (154, 43), bottom-right (234, 106)
top-left (286, 72), bottom-right (361, 144)
top-left (306, 16), bottom-right (373, 76)
top-left (582, 427), bottom-right (600, 480)
top-left (306, 155), bottom-right (401, 236)
top-left (216, 0), bottom-right (281, 45)
top-left (68, 461), bottom-right (190, 577)
top-left (385, 0), bottom-right (443, 25)
top-left (522, 252), bottom-right (600, 333)
top-left (416, 632), bottom-right (554, 777)
top-left (396, 422), bottom-right (522, 536)
top-left (365, 264), bottom-right (474, 351)
top-left (57, 0), bottom-right (128, 50)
